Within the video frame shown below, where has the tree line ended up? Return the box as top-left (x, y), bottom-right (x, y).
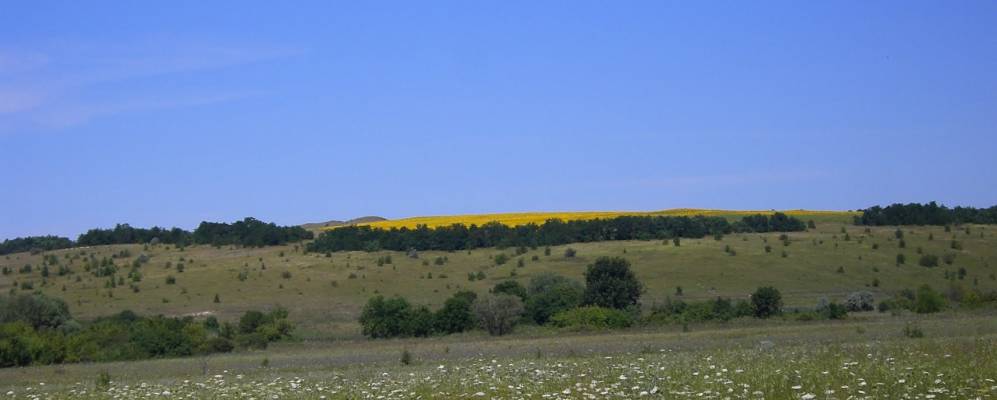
top-left (359, 257), bottom-right (797, 339)
top-left (1, 218), bottom-right (313, 255)
top-left (0, 236), bottom-right (74, 255)
top-left (0, 293), bottom-right (292, 367)
top-left (309, 213), bottom-right (807, 253)
top-left (856, 202), bottom-right (997, 226)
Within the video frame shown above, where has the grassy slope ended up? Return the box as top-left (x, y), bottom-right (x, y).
top-left (1, 213), bottom-right (995, 340)
top-left (2, 211), bottom-right (997, 398)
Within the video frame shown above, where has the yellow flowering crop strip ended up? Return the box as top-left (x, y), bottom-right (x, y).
top-left (325, 209), bottom-right (857, 230)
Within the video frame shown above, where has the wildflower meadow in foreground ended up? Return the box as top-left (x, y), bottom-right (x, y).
top-left (3, 339), bottom-right (995, 399)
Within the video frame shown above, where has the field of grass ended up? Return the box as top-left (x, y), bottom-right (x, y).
top-left (2, 216), bottom-right (995, 339)
top-left (335, 209), bottom-right (858, 230)
top-left (1, 310), bottom-right (995, 398)
top-left (2, 212), bottom-right (997, 398)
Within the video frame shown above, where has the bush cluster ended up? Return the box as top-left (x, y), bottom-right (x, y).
top-left (0, 294), bottom-right (292, 367)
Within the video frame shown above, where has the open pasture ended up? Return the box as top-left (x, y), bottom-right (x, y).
top-left (1, 215), bottom-right (995, 339)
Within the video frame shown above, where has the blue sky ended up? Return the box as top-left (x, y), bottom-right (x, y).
top-left (1, 1), bottom-right (996, 240)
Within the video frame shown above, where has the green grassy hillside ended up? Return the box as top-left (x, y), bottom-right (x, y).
top-left (2, 215), bottom-right (995, 339)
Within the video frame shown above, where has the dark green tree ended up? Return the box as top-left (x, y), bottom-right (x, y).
top-left (582, 257), bottom-right (643, 309)
top-left (750, 286), bottom-right (783, 318)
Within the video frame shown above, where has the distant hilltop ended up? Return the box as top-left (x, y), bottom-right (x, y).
top-left (301, 216), bottom-right (387, 230)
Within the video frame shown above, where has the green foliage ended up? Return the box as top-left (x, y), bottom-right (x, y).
top-left (816, 299), bottom-right (848, 320)
top-left (0, 236), bottom-right (74, 256)
top-left (472, 293), bottom-right (524, 336)
top-left (918, 254), bottom-right (939, 268)
top-left (192, 218), bottom-right (313, 247)
top-left (914, 285), bottom-right (945, 314)
top-left (0, 293), bottom-right (73, 330)
top-left (751, 287), bottom-right (783, 318)
top-left (492, 280), bottom-right (527, 301)
top-left (582, 257), bottom-right (642, 309)
top-left (0, 306), bottom-right (289, 367)
top-left (858, 202), bottom-right (997, 226)
top-left (361, 293), bottom-right (479, 339)
top-left (551, 306), bottom-right (634, 330)
top-left (525, 273), bottom-right (584, 325)
top-left (648, 297), bottom-right (751, 324)
top-left (493, 253), bottom-right (510, 265)
top-left (433, 291), bottom-right (478, 335)
top-left (78, 224), bottom-right (193, 247)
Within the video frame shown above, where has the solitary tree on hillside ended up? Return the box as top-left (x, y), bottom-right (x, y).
top-left (751, 286), bottom-right (783, 318)
top-left (582, 257), bottom-right (643, 310)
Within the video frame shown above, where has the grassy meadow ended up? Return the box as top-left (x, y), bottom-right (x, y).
top-left (1, 310), bottom-right (996, 398)
top-left (2, 212), bottom-right (995, 338)
top-left (2, 211), bottom-right (997, 398)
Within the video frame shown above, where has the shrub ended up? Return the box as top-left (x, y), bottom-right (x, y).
top-left (896, 253), bottom-right (906, 265)
top-left (473, 293), bottom-right (524, 336)
top-left (918, 254), bottom-right (939, 268)
top-left (400, 306), bottom-right (434, 337)
top-left (525, 273), bottom-right (584, 324)
top-left (914, 284), bottom-right (945, 313)
top-left (494, 253), bottom-right (509, 265)
top-left (751, 287), bottom-right (782, 318)
top-left (550, 306), bottom-right (633, 330)
top-left (942, 253), bottom-right (956, 265)
top-left (845, 291), bottom-right (875, 312)
top-left (359, 296), bottom-right (413, 338)
top-left (0, 293), bottom-right (73, 330)
top-left (647, 297), bottom-right (750, 323)
top-left (564, 248), bottom-right (577, 258)
top-left (492, 280), bottom-right (527, 301)
top-left (433, 291), bottom-right (477, 334)
top-left (165, 275), bottom-right (176, 285)
top-left (816, 299), bottom-right (848, 320)
top-left (582, 257), bottom-right (643, 309)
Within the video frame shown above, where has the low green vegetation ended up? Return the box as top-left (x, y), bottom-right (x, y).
top-left (0, 293), bottom-right (291, 367)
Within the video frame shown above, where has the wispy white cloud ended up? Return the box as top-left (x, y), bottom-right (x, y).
top-left (0, 39), bottom-right (300, 130)
top-left (35, 91), bottom-right (261, 128)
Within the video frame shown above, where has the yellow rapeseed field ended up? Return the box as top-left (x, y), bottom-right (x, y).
top-left (327, 209), bottom-right (857, 230)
